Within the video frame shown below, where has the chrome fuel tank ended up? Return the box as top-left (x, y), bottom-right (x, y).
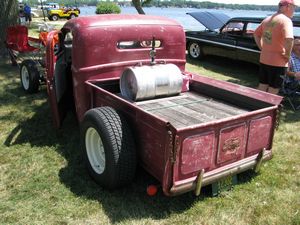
top-left (120, 64), bottom-right (183, 101)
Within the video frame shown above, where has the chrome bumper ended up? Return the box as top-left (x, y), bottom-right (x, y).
top-left (169, 149), bottom-right (272, 196)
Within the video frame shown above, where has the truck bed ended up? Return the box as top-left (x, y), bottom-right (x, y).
top-left (87, 76), bottom-right (280, 196)
top-left (136, 91), bottom-right (250, 129)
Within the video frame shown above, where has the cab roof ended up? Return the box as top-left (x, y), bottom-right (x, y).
top-left (63, 14), bottom-right (181, 31)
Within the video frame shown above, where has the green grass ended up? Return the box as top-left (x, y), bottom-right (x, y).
top-left (0, 22), bottom-right (300, 224)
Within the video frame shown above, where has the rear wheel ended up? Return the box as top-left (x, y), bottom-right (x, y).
top-left (81, 107), bottom-right (136, 189)
top-left (20, 59), bottom-right (39, 94)
top-left (50, 14), bottom-right (59, 21)
top-left (69, 14), bottom-right (76, 19)
top-left (188, 41), bottom-right (203, 59)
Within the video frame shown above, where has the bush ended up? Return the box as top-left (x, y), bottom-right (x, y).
top-left (95, 2), bottom-right (121, 14)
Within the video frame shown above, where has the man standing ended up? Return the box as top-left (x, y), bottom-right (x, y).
top-left (254, 0), bottom-right (296, 95)
top-left (24, 3), bottom-right (32, 27)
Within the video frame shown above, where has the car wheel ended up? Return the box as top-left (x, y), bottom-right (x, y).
top-left (188, 42), bottom-right (203, 59)
top-left (20, 59), bottom-right (39, 94)
top-left (69, 14), bottom-right (76, 19)
top-left (50, 14), bottom-right (59, 21)
top-left (81, 107), bottom-right (136, 189)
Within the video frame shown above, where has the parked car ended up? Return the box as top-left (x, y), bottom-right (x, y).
top-left (44, 14), bottom-right (282, 196)
top-left (186, 12), bottom-right (300, 64)
top-left (47, 7), bottom-right (80, 21)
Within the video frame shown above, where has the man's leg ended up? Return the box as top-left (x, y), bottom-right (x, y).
top-left (28, 15), bottom-right (31, 27)
top-left (258, 64), bottom-right (269, 92)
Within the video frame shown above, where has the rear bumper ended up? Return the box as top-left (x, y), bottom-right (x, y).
top-left (169, 149), bottom-right (272, 196)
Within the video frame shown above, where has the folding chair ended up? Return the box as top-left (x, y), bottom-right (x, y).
top-left (5, 25), bottom-right (41, 66)
top-left (280, 75), bottom-right (300, 111)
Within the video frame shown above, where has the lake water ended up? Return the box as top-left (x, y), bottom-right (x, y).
top-left (79, 6), bottom-right (273, 30)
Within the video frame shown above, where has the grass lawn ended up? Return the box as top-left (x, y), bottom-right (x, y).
top-left (0, 20), bottom-right (299, 225)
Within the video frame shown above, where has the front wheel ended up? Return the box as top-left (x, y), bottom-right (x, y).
top-left (20, 59), bottom-right (40, 94)
top-left (81, 107), bottom-right (136, 189)
top-left (188, 41), bottom-right (203, 59)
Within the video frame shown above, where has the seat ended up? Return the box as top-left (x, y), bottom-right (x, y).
top-left (280, 75), bottom-right (300, 110)
top-left (5, 25), bottom-right (41, 65)
top-left (5, 25), bottom-right (40, 53)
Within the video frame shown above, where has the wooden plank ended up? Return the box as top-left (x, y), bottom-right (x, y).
top-left (137, 91), bottom-right (250, 129)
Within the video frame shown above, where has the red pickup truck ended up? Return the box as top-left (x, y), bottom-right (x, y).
top-left (45, 15), bottom-right (282, 196)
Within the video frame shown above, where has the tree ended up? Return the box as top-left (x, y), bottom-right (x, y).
top-left (96, 2), bottom-right (121, 14)
top-left (132, 0), bottom-right (152, 15)
top-left (0, 0), bottom-right (19, 56)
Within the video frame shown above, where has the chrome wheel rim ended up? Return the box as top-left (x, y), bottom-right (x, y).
top-left (85, 127), bottom-right (105, 174)
top-left (21, 66), bottom-right (30, 90)
top-left (189, 43), bottom-right (200, 58)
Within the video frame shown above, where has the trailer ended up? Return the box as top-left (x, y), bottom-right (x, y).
top-left (45, 15), bottom-right (282, 196)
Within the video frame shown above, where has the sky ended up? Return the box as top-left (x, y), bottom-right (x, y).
top-left (194, 0), bottom-right (277, 5)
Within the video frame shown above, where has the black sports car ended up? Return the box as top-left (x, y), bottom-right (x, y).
top-left (186, 12), bottom-right (300, 65)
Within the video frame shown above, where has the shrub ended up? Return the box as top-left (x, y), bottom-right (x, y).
top-left (95, 2), bottom-right (121, 14)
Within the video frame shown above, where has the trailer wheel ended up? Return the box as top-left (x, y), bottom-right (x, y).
top-left (20, 59), bottom-right (39, 94)
top-left (81, 107), bottom-right (136, 189)
top-left (188, 41), bottom-right (204, 59)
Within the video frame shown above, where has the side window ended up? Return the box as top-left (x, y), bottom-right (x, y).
top-left (63, 32), bottom-right (73, 62)
top-left (222, 22), bottom-right (244, 35)
top-left (64, 32), bottom-right (73, 49)
top-left (117, 40), bottom-right (162, 49)
top-left (245, 22), bottom-right (260, 36)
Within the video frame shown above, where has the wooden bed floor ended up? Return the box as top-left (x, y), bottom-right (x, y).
top-left (136, 92), bottom-right (250, 129)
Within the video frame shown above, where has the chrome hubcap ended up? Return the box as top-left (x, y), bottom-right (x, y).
top-left (189, 43), bottom-right (200, 58)
top-left (21, 66), bottom-right (30, 90)
top-left (85, 127), bottom-right (105, 174)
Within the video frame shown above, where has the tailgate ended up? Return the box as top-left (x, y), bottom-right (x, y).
top-left (169, 106), bottom-right (278, 196)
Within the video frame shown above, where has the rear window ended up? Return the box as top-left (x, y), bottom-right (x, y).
top-left (117, 40), bottom-right (162, 49)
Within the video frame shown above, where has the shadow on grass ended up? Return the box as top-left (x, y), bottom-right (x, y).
top-left (3, 100), bottom-right (202, 222)
top-left (1, 89), bottom-right (200, 223)
top-left (0, 60), bottom-right (200, 222)
top-left (279, 106), bottom-right (300, 123)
